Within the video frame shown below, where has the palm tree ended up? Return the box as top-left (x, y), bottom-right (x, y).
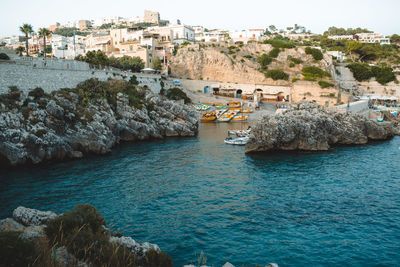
top-left (16, 46), bottom-right (25, 56)
top-left (19, 24), bottom-right (33, 56)
top-left (38, 28), bottom-right (51, 58)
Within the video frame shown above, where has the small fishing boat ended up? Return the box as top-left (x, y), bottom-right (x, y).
top-left (227, 101), bottom-right (242, 108)
top-left (228, 129), bottom-right (251, 137)
top-left (216, 109), bottom-right (228, 118)
top-left (200, 111), bottom-right (217, 122)
top-left (241, 108), bottom-right (254, 113)
top-left (217, 110), bottom-right (237, 122)
top-left (224, 136), bottom-right (249, 145)
top-left (194, 103), bottom-right (210, 111)
top-left (232, 114), bottom-right (248, 121)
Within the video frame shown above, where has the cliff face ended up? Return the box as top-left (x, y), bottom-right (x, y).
top-left (246, 102), bottom-right (397, 153)
top-left (0, 80), bottom-right (198, 166)
top-left (169, 43), bottom-right (331, 85)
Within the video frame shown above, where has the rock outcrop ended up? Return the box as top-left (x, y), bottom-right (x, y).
top-left (0, 80), bottom-right (198, 166)
top-left (246, 101), bottom-right (397, 153)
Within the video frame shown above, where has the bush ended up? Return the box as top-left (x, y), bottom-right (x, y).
top-left (0, 53), bottom-right (10, 60)
top-left (289, 62), bottom-right (295, 68)
top-left (305, 47), bottom-right (323, 60)
top-left (263, 39), bottom-right (295, 49)
top-left (28, 87), bottom-right (46, 99)
top-left (318, 80), bottom-right (334, 88)
top-left (347, 63), bottom-right (374, 82)
top-left (265, 69), bottom-right (289, 81)
top-left (45, 204), bottom-right (172, 267)
top-left (292, 78), bottom-right (300, 83)
top-left (164, 87), bottom-right (191, 104)
top-left (73, 78), bottom-right (145, 109)
top-left (268, 48), bottom-right (280, 58)
top-left (287, 56), bottom-right (303, 64)
top-left (0, 231), bottom-right (37, 267)
top-left (257, 54), bottom-right (272, 69)
top-left (371, 66), bottom-right (396, 85)
top-left (129, 75), bottom-right (139, 85)
top-left (302, 66), bottom-right (331, 79)
top-left (243, 55), bottom-right (253, 59)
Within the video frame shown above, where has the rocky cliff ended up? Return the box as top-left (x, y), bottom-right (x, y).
top-left (0, 78), bottom-right (198, 166)
top-left (246, 101), bottom-right (398, 153)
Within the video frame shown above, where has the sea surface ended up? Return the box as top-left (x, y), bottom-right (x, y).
top-left (1, 123), bottom-right (400, 266)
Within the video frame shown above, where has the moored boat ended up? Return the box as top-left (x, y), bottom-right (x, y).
top-left (200, 111), bottom-right (217, 122)
top-left (224, 136), bottom-right (249, 145)
top-left (232, 114), bottom-right (248, 121)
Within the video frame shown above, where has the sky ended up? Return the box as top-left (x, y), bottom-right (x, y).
top-left (1, 0), bottom-right (400, 37)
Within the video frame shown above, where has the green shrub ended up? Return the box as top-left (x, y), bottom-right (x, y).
top-left (371, 66), bottom-right (396, 85)
top-left (268, 48), bottom-right (280, 58)
top-left (0, 53), bottom-right (10, 60)
top-left (318, 80), bottom-right (334, 88)
top-left (287, 56), bottom-right (303, 64)
top-left (347, 63), bottom-right (374, 82)
top-left (28, 87), bottom-right (46, 99)
top-left (263, 39), bottom-right (295, 49)
top-left (144, 249), bottom-right (173, 267)
top-left (0, 231), bottom-right (37, 267)
top-left (0, 86), bottom-right (22, 109)
top-left (72, 78), bottom-right (145, 109)
top-left (129, 75), bottom-right (139, 85)
top-left (302, 66), bottom-right (330, 79)
top-left (305, 47), bottom-right (323, 60)
top-left (265, 69), bottom-right (289, 81)
top-left (165, 87), bottom-right (191, 104)
top-left (243, 55), bottom-right (253, 59)
top-left (257, 54), bottom-right (273, 69)
top-left (289, 62), bottom-right (295, 68)
top-left (292, 78), bottom-right (300, 83)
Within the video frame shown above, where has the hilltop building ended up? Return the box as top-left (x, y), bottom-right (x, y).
top-left (327, 33), bottom-right (390, 45)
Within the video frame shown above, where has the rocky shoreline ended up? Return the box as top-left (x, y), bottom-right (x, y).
top-left (0, 78), bottom-right (198, 166)
top-left (246, 101), bottom-right (398, 153)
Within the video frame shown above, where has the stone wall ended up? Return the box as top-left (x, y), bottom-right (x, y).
top-left (0, 61), bottom-right (172, 94)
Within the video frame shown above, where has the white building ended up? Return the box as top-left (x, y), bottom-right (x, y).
top-left (148, 24), bottom-right (195, 44)
top-left (328, 33), bottom-right (390, 45)
top-left (229, 29), bottom-right (264, 44)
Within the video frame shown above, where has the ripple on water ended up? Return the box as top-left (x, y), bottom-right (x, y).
top-left (0, 124), bottom-right (400, 266)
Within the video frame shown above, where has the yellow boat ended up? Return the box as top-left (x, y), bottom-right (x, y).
top-left (227, 101), bottom-right (242, 108)
top-left (241, 108), bottom-right (253, 113)
top-left (232, 114), bottom-right (249, 121)
top-left (201, 112), bottom-right (217, 122)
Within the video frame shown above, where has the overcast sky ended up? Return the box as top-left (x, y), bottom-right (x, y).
top-left (1, 0), bottom-right (399, 37)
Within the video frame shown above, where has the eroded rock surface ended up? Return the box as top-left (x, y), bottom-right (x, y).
top-left (246, 101), bottom-right (397, 153)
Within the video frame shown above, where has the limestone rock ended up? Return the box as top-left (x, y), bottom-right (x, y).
top-left (21, 225), bottom-right (45, 240)
top-left (0, 86), bottom-right (198, 166)
top-left (222, 262), bottom-right (235, 267)
top-left (0, 218), bottom-right (25, 232)
top-left (13, 206), bottom-right (57, 226)
top-left (55, 246), bottom-right (88, 267)
top-left (246, 101), bottom-right (397, 153)
top-left (109, 236), bottom-right (160, 256)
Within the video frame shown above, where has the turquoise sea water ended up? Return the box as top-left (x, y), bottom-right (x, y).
top-left (1, 123), bottom-right (400, 266)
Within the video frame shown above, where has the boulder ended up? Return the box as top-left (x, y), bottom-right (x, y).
top-left (13, 206), bottom-right (57, 226)
top-left (109, 236), bottom-right (160, 256)
top-left (0, 218), bottom-right (25, 232)
top-left (55, 246), bottom-right (88, 267)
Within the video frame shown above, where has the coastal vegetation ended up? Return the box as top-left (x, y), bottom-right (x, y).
top-left (38, 28), bottom-right (51, 58)
top-left (19, 23), bottom-right (33, 56)
top-left (45, 204), bottom-right (172, 267)
top-left (302, 66), bottom-right (330, 81)
top-left (75, 51), bottom-right (145, 72)
top-left (347, 63), bottom-right (397, 84)
top-left (257, 54), bottom-right (273, 70)
top-left (161, 87), bottom-right (191, 104)
top-left (265, 69), bottom-right (289, 81)
top-left (305, 47), bottom-right (323, 60)
top-left (318, 80), bottom-right (334, 88)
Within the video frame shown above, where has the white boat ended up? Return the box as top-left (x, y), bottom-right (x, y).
top-left (224, 136), bottom-right (249, 145)
top-left (228, 129), bottom-right (251, 137)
